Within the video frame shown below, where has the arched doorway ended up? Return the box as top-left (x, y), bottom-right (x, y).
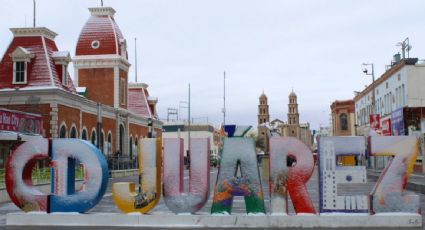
top-left (129, 136), bottom-right (133, 159)
top-left (70, 126), bottom-right (77, 138)
top-left (81, 129), bottom-right (87, 140)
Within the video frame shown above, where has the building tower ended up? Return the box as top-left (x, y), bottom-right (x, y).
top-left (74, 6), bottom-right (130, 155)
top-left (287, 90), bottom-right (300, 138)
top-left (74, 7), bottom-right (130, 109)
top-left (258, 92), bottom-right (270, 125)
top-left (257, 92), bottom-right (270, 153)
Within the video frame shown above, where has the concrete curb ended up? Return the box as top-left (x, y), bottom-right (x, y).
top-left (367, 172), bottom-right (425, 194)
top-left (6, 213), bottom-right (422, 228)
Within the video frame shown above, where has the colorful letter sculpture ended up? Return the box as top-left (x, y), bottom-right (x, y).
top-left (319, 137), bottom-right (368, 213)
top-left (6, 138), bottom-right (109, 213)
top-left (6, 139), bottom-right (49, 212)
top-left (163, 138), bottom-right (210, 214)
top-left (269, 137), bottom-right (316, 215)
top-left (112, 138), bottom-right (162, 213)
top-left (211, 138), bottom-right (266, 214)
top-left (50, 139), bottom-right (109, 212)
top-left (369, 136), bottom-right (420, 213)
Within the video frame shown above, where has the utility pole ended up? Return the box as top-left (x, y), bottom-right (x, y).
top-left (187, 84), bottom-right (191, 169)
top-left (135, 37), bottom-right (138, 82)
top-left (223, 72), bottom-right (226, 126)
top-left (33, 0), bottom-right (36, 27)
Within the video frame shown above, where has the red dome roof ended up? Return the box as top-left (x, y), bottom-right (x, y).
top-left (76, 7), bottom-right (125, 56)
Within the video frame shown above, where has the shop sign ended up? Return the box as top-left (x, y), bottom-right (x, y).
top-left (369, 114), bottom-right (380, 130)
top-left (380, 117), bottom-right (392, 136)
top-left (391, 108), bottom-right (405, 136)
top-left (0, 109), bottom-right (43, 135)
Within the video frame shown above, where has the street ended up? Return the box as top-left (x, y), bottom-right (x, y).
top-left (1, 167), bottom-right (424, 229)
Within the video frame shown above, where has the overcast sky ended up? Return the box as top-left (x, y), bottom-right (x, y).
top-left (1, 1), bottom-right (425, 130)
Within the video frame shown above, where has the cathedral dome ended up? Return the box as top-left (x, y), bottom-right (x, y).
top-left (289, 90), bottom-right (297, 97)
top-left (75, 7), bottom-right (126, 57)
top-left (259, 92), bottom-right (267, 99)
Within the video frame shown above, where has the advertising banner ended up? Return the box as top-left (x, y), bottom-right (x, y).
top-left (380, 116), bottom-right (392, 136)
top-left (369, 114), bottom-right (380, 131)
top-left (391, 108), bottom-right (405, 136)
top-left (0, 109), bottom-right (43, 135)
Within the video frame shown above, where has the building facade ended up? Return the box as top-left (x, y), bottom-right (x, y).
top-left (331, 100), bottom-right (356, 136)
top-left (256, 90), bottom-right (313, 152)
top-left (0, 7), bottom-right (161, 169)
top-left (354, 58), bottom-right (425, 172)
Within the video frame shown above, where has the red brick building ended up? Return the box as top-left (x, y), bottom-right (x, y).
top-left (0, 7), bottom-right (161, 163)
top-left (331, 100), bottom-right (355, 136)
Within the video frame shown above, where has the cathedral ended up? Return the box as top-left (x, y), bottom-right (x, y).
top-left (257, 90), bottom-right (313, 153)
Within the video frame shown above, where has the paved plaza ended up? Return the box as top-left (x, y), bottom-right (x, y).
top-left (0, 167), bottom-right (424, 229)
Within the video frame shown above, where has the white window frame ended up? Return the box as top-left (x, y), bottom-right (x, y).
top-left (10, 47), bottom-right (34, 85)
top-left (12, 61), bottom-right (27, 84)
top-left (120, 78), bottom-right (126, 105)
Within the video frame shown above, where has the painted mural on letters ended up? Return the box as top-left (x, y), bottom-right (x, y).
top-left (163, 138), bottom-right (210, 214)
top-left (369, 136), bottom-right (420, 213)
top-left (211, 138), bottom-right (266, 214)
top-left (319, 137), bottom-right (368, 213)
top-left (112, 138), bottom-right (162, 213)
top-left (6, 138), bottom-right (108, 213)
top-left (269, 137), bottom-right (316, 214)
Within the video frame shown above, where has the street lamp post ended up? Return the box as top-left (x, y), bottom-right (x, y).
top-left (362, 63), bottom-right (375, 115)
top-left (97, 103), bottom-right (102, 150)
top-left (362, 63), bottom-right (375, 169)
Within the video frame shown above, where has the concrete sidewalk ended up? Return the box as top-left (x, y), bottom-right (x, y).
top-left (367, 170), bottom-right (425, 194)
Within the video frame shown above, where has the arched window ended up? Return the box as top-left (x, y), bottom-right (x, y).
top-left (81, 128), bottom-right (87, 140)
top-left (59, 124), bottom-right (67, 138)
top-left (107, 132), bottom-right (112, 156)
top-left (340, 113), bottom-right (348, 131)
top-left (91, 129), bottom-right (96, 145)
top-left (70, 126), bottom-right (77, 138)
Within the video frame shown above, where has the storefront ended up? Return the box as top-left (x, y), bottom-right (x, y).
top-left (403, 107), bottom-right (425, 172)
top-left (0, 108), bottom-right (43, 169)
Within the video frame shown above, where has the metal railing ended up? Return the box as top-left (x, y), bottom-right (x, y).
top-left (106, 155), bottom-right (138, 171)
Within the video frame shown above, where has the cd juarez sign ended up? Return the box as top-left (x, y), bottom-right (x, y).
top-left (5, 136), bottom-right (421, 216)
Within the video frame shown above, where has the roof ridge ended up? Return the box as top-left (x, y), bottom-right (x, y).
top-left (41, 36), bottom-right (55, 86)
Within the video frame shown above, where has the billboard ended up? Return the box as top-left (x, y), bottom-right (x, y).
top-left (0, 109), bottom-right (43, 135)
top-left (369, 114), bottom-right (380, 131)
top-left (391, 108), bottom-right (405, 136)
top-left (380, 116), bottom-right (392, 136)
